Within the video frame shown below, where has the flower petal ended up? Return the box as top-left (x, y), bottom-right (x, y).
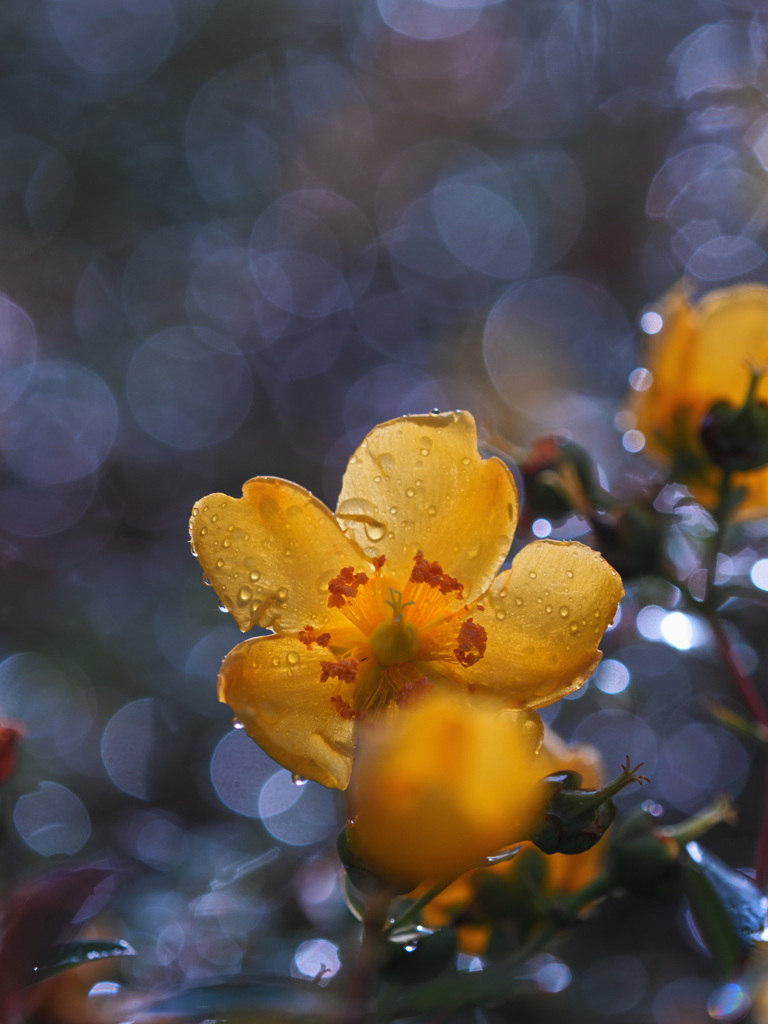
top-left (336, 412), bottom-right (518, 601)
top-left (464, 540), bottom-right (623, 707)
top-left (191, 478), bottom-right (367, 633)
top-left (218, 634), bottom-right (356, 790)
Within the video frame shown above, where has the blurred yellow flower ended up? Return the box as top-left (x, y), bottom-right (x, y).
top-left (419, 732), bottom-right (609, 951)
top-left (347, 693), bottom-right (547, 888)
top-left (629, 283), bottom-right (768, 515)
top-left (190, 411), bottom-right (623, 789)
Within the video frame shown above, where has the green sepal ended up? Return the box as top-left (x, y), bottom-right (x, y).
top-left (528, 764), bottom-right (645, 855)
top-left (700, 371), bottom-right (768, 472)
top-left (336, 825), bottom-right (410, 897)
top-left (33, 939), bottom-right (135, 983)
top-left (608, 808), bottom-right (679, 898)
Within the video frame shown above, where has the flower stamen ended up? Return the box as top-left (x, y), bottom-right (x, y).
top-left (298, 625), bottom-right (331, 648)
top-left (320, 657), bottom-right (360, 683)
top-left (328, 567), bottom-right (369, 608)
top-left (454, 618), bottom-right (487, 667)
top-left (410, 551), bottom-right (464, 598)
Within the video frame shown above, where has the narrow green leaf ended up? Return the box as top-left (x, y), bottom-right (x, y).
top-left (33, 939), bottom-right (135, 982)
top-left (682, 867), bottom-right (742, 976)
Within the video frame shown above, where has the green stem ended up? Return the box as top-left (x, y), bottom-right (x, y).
top-left (559, 872), bottom-right (615, 918)
top-left (385, 876), bottom-right (457, 936)
top-left (703, 469), bottom-right (732, 611)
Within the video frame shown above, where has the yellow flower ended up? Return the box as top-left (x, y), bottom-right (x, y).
top-left (190, 412), bottom-right (623, 789)
top-left (347, 693), bottom-right (547, 889)
top-left (629, 283), bottom-right (768, 515)
top-left (418, 732), bottom-right (609, 951)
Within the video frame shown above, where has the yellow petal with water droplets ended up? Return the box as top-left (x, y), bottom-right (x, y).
top-left (218, 634), bottom-right (356, 790)
top-left (190, 478), bottom-right (367, 633)
top-left (464, 540), bottom-right (623, 706)
top-left (336, 411), bottom-right (518, 603)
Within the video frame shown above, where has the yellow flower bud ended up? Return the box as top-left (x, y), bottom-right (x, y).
top-left (346, 695), bottom-right (546, 890)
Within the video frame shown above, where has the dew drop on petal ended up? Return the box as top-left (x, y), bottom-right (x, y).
top-left (216, 558), bottom-right (224, 568)
top-left (427, 506), bottom-right (437, 517)
top-left (200, 527), bottom-right (207, 536)
top-left (496, 610), bottom-right (506, 620)
top-left (277, 587), bottom-right (288, 600)
top-left (365, 522), bottom-right (385, 542)
top-left (515, 597), bottom-right (523, 606)
top-left (559, 606), bottom-right (570, 618)
top-left (237, 586), bottom-right (252, 605)
top-left (211, 514), bottom-right (219, 522)
top-left (287, 651), bottom-right (300, 665)
top-left (406, 488), bottom-right (415, 498)
top-left (566, 570), bottom-right (574, 579)
top-left (250, 570), bottom-right (261, 582)
top-left (529, 571), bottom-right (537, 579)
top-left (545, 605), bottom-right (552, 613)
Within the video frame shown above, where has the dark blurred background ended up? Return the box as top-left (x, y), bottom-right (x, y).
top-left (2, 0), bottom-right (768, 1018)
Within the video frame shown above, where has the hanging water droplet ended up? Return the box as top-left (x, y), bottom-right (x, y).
top-left (218, 601), bottom-right (228, 613)
top-left (233, 718), bottom-right (244, 730)
top-left (292, 773), bottom-right (308, 786)
top-left (190, 543), bottom-right (197, 557)
top-left (404, 944), bottom-right (417, 953)
top-left (202, 576), bottom-right (212, 586)
top-left (431, 408), bottom-right (439, 415)
top-left (365, 522), bottom-right (385, 542)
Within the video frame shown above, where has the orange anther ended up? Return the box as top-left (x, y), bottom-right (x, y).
top-left (298, 626), bottom-right (331, 648)
top-left (454, 618), bottom-right (487, 667)
top-left (410, 551), bottom-right (464, 598)
top-left (395, 675), bottom-right (433, 709)
top-left (328, 566), bottom-right (369, 608)
top-left (330, 695), bottom-right (357, 720)
top-left (320, 657), bottom-right (360, 683)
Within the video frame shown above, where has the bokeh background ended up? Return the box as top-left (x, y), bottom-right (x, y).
top-left (3, 0), bottom-right (768, 1019)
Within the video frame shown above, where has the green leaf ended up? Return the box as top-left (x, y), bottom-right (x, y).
top-left (682, 863), bottom-right (743, 976)
top-left (33, 939), bottom-right (135, 982)
top-left (685, 842), bottom-right (768, 955)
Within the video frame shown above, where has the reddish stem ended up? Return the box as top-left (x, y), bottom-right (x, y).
top-left (707, 614), bottom-right (768, 729)
top-left (342, 889), bottom-right (390, 1024)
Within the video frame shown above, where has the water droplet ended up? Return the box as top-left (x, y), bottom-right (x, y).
top-left (379, 453), bottom-right (395, 472)
top-left (199, 526), bottom-right (208, 536)
top-left (292, 773), bottom-right (308, 786)
top-left (427, 505), bottom-right (437, 516)
top-left (222, 538), bottom-right (231, 548)
top-left (566, 570), bottom-right (574, 579)
top-left (545, 605), bottom-right (552, 614)
top-left (365, 522), bottom-right (385, 542)
top-left (420, 448), bottom-right (430, 457)
top-left (233, 719), bottom-right (244, 729)
top-left (211, 514), bottom-right (219, 522)
top-left (190, 543), bottom-right (197, 557)
top-left (192, 508), bottom-right (198, 517)
top-left (462, 457), bottom-right (471, 465)
top-left (559, 606), bottom-right (570, 618)
top-left (406, 488), bottom-right (415, 498)
top-left (514, 597), bottom-right (523, 607)
top-left (468, 542), bottom-right (480, 559)
top-left (250, 570), bottom-right (261, 582)
top-left (390, 506), bottom-right (398, 515)
top-left (284, 549), bottom-right (292, 556)
top-left (287, 651), bottom-right (300, 665)
top-left (218, 601), bottom-right (228, 613)
top-left (216, 558), bottom-right (224, 569)
top-left (431, 408), bottom-right (439, 415)
top-left (496, 609), bottom-right (506, 620)
top-left (277, 587), bottom-right (288, 600)
top-left (272, 657), bottom-right (280, 667)
top-left (227, 523), bottom-right (234, 531)
top-left (569, 623), bottom-right (579, 634)
top-left (237, 586), bottom-right (252, 605)
top-left (374, 475), bottom-right (381, 483)
top-left (415, 479), bottom-right (422, 487)
top-left (203, 576), bottom-right (212, 586)
top-left (529, 571), bottom-right (537, 579)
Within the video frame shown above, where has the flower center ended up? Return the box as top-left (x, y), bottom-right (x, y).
top-left (299, 552), bottom-right (488, 721)
top-left (368, 590), bottom-right (421, 666)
